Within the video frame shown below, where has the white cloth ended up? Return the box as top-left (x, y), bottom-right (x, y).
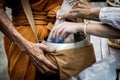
top-left (99, 7), bottom-right (120, 30)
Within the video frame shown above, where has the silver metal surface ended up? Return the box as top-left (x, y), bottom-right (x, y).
top-left (42, 37), bottom-right (89, 51)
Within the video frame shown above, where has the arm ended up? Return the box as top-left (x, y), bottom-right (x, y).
top-left (52, 22), bottom-right (120, 39)
top-left (0, 8), bottom-right (29, 50)
top-left (83, 23), bottom-right (120, 38)
top-left (0, 1), bottom-right (58, 74)
top-left (58, 0), bottom-right (120, 30)
top-left (57, 0), bottom-right (100, 21)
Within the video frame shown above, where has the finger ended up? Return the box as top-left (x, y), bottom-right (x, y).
top-left (56, 9), bottom-right (61, 17)
top-left (78, 0), bottom-right (86, 5)
top-left (79, 0), bottom-right (85, 3)
top-left (53, 28), bottom-right (59, 39)
top-left (60, 29), bottom-right (67, 39)
top-left (31, 55), bottom-right (51, 74)
top-left (77, 3), bottom-right (86, 8)
top-left (73, 3), bottom-right (85, 9)
top-left (38, 63), bottom-right (51, 74)
top-left (70, 8), bottom-right (85, 17)
top-left (31, 50), bottom-right (57, 74)
top-left (80, 0), bottom-right (90, 7)
top-left (53, 23), bottom-right (63, 39)
top-left (30, 56), bottom-right (45, 73)
top-left (57, 13), bottom-right (73, 19)
top-left (52, 27), bottom-right (58, 38)
top-left (43, 57), bottom-right (58, 71)
top-left (37, 65), bottom-right (45, 74)
top-left (52, 23), bottom-right (62, 38)
top-left (53, 27), bottom-right (61, 39)
top-left (72, 1), bottom-right (79, 9)
top-left (47, 69), bottom-right (59, 75)
top-left (30, 49), bottom-right (59, 74)
top-left (33, 55), bottom-right (58, 70)
top-left (55, 27), bottom-right (64, 39)
top-left (70, 9), bottom-right (79, 13)
top-left (36, 56), bottom-right (59, 74)
top-left (39, 44), bottom-right (56, 53)
top-left (40, 63), bottom-right (59, 75)
top-left (83, 0), bottom-right (89, 3)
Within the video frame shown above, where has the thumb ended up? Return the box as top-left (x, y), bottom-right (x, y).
top-left (57, 13), bottom-right (74, 19)
top-left (39, 44), bottom-right (56, 53)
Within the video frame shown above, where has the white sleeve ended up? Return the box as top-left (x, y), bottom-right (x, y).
top-left (99, 7), bottom-right (120, 30)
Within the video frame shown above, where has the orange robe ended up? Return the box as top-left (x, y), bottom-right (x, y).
top-left (4, 0), bottom-right (62, 80)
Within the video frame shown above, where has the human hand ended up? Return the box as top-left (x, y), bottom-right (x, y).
top-left (23, 41), bottom-right (58, 75)
top-left (57, 0), bottom-right (97, 20)
top-left (52, 22), bottom-right (82, 39)
top-left (70, 0), bottom-right (93, 17)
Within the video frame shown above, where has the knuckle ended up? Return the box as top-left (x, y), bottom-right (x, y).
top-left (46, 69), bottom-right (50, 73)
top-left (57, 30), bottom-right (61, 34)
top-left (42, 71), bottom-right (45, 74)
top-left (45, 69), bottom-right (50, 73)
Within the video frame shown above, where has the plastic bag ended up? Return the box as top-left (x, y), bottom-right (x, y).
top-left (69, 54), bottom-right (117, 80)
top-left (47, 0), bottom-right (79, 43)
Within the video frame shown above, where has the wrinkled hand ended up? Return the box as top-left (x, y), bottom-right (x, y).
top-left (23, 42), bottom-right (58, 75)
top-left (57, 0), bottom-right (93, 19)
top-left (52, 22), bottom-right (82, 39)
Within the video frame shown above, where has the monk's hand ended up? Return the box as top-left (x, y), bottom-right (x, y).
top-left (52, 22), bottom-right (82, 39)
top-left (23, 41), bottom-right (58, 75)
top-left (57, 0), bottom-right (94, 20)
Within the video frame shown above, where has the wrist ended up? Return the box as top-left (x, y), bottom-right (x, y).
top-left (21, 40), bottom-right (34, 54)
top-left (10, 25), bottom-right (32, 52)
top-left (78, 23), bottom-right (84, 34)
top-left (89, 7), bottom-right (101, 21)
top-left (19, 40), bottom-right (32, 51)
top-left (78, 22), bottom-right (90, 35)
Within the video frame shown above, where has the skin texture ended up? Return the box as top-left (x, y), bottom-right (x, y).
top-left (0, 0), bottom-right (58, 74)
top-left (53, 22), bottom-right (120, 39)
top-left (53, 0), bottom-right (120, 39)
top-left (57, 0), bottom-right (100, 21)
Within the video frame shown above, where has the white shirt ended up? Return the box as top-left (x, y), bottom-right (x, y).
top-left (99, 7), bottom-right (120, 30)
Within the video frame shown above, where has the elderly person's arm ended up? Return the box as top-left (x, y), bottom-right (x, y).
top-left (58, 0), bottom-right (120, 30)
top-left (0, 0), bottom-right (58, 74)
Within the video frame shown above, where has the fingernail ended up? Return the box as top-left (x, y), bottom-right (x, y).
top-left (58, 16), bottom-right (61, 19)
top-left (57, 15), bottom-right (61, 19)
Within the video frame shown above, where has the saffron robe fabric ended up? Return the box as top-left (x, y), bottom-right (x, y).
top-left (4, 0), bottom-right (62, 80)
top-left (4, 0), bottom-right (96, 80)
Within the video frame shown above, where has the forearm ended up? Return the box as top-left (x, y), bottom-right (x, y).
top-left (0, 8), bottom-right (30, 51)
top-left (85, 7), bottom-right (120, 30)
top-left (87, 7), bottom-right (100, 21)
top-left (80, 23), bottom-right (120, 39)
